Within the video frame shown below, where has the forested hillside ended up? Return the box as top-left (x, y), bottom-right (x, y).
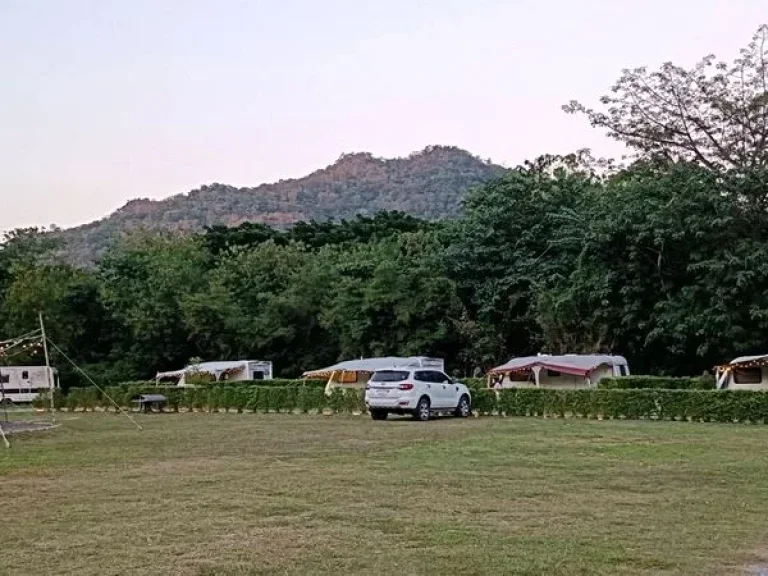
top-left (56, 146), bottom-right (505, 265)
top-left (1, 26), bottom-right (767, 388)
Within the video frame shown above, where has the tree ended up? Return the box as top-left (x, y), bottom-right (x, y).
top-left (99, 234), bottom-right (211, 376)
top-left (444, 158), bottom-right (599, 367)
top-left (321, 232), bottom-right (466, 365)
top-left (564, 25), bottom-right (768, 170)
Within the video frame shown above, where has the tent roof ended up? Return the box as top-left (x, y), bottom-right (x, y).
top-left (155, 360), bottom-right (267, 380)
top-left (489, 354), bottom-right (628, 377)
top-left (726, 354), bottom-right (768, 366)
top-left (303, 357), bottom-right (441, 378)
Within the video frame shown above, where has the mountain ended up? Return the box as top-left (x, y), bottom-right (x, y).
top-left (56, 146), bottom-right (506, 264)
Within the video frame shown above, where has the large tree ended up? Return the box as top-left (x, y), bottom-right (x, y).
top-left (565, 25), bottom-right (768, 171)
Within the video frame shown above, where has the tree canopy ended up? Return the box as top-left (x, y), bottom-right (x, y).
top-left (565, 25), bottom-right (768, 171)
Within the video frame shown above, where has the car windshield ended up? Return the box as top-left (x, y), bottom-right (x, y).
top-left (371, 370), bottom-right (410, 382)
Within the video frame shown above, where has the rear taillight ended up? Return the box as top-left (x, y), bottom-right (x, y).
top-left (398, 382), bottom-right (414, 390)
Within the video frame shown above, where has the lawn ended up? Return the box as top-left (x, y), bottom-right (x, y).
top-left (2, 414), bottom-right (768, 575)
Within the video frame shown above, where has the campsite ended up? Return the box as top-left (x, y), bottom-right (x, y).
top-left (4, 9), bottom-right (768, 576)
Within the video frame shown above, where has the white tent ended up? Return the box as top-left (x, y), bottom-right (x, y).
top-left (155, 360), bottom-right (273, 386)
top-left (488, 354), bottom-right (629, 389)
top-left (303, 356), bottom-right (444, 393)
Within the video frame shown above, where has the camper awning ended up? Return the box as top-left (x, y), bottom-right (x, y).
top-left (303, 357), bottom-right (433, 379)
top-left (716, 354), bottom-right (768, 370)
top-left (489, 355), bottom-right (627, 378)
top-left (155, 360), bottom-right (258, 381)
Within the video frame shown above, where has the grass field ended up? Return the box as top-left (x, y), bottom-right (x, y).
top-left (2, 414), bottom-right (768, 575)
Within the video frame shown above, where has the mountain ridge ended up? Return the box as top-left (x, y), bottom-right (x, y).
top-left (55, 145), bottom-right (507, 264)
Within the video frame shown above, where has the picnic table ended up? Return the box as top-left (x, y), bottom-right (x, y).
top-left (132, 394), bottom-right (167, 413)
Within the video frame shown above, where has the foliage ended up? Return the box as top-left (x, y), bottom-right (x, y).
top-left (487, 389), bottom-right (768, 422)
top-left (565, 25), bottom-right (768, 171)
top-left (598, 376), bottom-right (715, 390)
top-left (47, 383), bottom-right (768, 424)
top-left (62, 384), bottom-right (362, 414)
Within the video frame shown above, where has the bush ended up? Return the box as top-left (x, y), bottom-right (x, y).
top-left (52, 384), bottom-right (768, 424)
top-left (599, 375), bottom-right (715, 390)
top-left (297, 386), bottom-right (326, 413)
top-left (493, 388), bottom-right (768, 422)
top-left (199, 379), bottom-right (326, 389)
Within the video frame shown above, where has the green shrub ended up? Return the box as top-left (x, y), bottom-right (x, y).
top-left (198, 378), bottom-right (326, 389)
top-left (492, 388), bottom-right (768, 422)
top-left (463, 377), bottom-right (487, 391)
top-left (297, 386), bottom-right (325, 413)
top-left (54, 384), bottom-right (768, 424)
top-left (327, 388), bottom-right (347, 413)
top-left (599, 375), bottom-right (715, 390)
top-left (471, 389), bottom-right (497, 415)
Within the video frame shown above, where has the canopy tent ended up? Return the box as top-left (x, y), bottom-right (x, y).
top-left (488, 354), bottom-right (629, 387)
top-left (715, 354), bottom-right (768, 389)
top-left (303, 356), bottom-right (444, 393)
top-left (155, 360), bottom-right (273, 386)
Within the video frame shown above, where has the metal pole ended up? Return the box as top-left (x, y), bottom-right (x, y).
top-left (39, 313), bottom-right (56, 423)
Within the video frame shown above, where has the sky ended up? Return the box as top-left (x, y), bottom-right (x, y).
top-left (0, 0), bottom-right (765, 232)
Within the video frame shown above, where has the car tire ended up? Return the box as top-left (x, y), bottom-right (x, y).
top-left (413, 396), bottom-right (431, 421)
top-left (455, 394), bottom-right (471, 418)
top-left (370, 409), bottom-right (388, 421)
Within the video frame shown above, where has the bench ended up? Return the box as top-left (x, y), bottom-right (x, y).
top-left (132, 394), bottom-right (167, 413)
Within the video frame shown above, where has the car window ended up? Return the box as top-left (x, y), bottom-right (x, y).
top-left (413, 371), bottom-right (430, 382)
top-left (371, 370), bottom-right (410, 382)
top-left (436, 372), bottom-right (451, 383)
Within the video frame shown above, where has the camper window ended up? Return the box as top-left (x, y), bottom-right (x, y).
top-left (0, 374), bottom-right (8, 384)
top-left (22, 370), bottom-right (29, 380)
top-left (546, 369), bottom-right (561, 377)
top-left (734, 367), bottom-right (762, 384)
top-left (251, 371), bottom-right (264, 380)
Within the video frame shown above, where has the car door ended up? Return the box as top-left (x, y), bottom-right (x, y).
top-left (421, 370), bottom-right (447, 408)
top-left (413, 370), bottom-right (436, 405)
top-left (435, 371), bottom-right (458, 408)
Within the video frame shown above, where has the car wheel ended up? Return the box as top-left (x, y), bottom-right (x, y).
top-left (370, 409), bottom-right (387, 421)
top-left (455, 394), bottom-right (470, 418)
top-left (413, 396), bottom-right (430, 421)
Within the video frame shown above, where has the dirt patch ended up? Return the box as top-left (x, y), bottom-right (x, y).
top-left (1, 421), bottom-right (58, 435)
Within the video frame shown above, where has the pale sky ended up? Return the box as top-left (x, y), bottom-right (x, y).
top-left (1, 0), bottom-right (765, 232)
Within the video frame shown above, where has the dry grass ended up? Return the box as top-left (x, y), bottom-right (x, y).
top-left (2, 413), bottom-right (768, 575)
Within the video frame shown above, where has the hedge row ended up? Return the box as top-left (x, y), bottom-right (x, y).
top-left (469, 388), bottom-right (768, 422)
top-left (36, 385), bottom-right (363, 414)
top-left (38, 385), bottom-right (768, 423)
top-left (115, 379), bottom-right (327, 388)
top-left (598, 375), bottom-right (715, 390)
top-left (463, 376), bottom-right (716, 391)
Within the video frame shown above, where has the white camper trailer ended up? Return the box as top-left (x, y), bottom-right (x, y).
top-left (0, 366), bottom-right (58, 403)
top-left (488, 354), bottom-right (630, 389)
top-left (716, 355), bottom-right (768, 390)
top-left (155, 360), bottom-right (273, 386)
top-left (302, 357), bottom-right (445, 394)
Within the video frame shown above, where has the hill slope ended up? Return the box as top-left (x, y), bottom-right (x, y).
top-left (57, 146), bottom-right (506, 264)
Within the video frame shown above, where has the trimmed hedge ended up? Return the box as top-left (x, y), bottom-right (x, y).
top-left (488, 388), bottom-right (768, 422)
top-left (599, 375), bottom-right (715, 390)
top-left (196, 378), bottom-right (327, 389)
top-left (46, 384), bottom-right (362, 414)
top-left (37, 384), bottom-right (768, 424)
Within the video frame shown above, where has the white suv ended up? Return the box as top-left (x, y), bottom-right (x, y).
top-left (365, 368), bottom-right (472, 421)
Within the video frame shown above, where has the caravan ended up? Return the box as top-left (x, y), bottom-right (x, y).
top-left (0, 366), bottom-right (58, 403)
